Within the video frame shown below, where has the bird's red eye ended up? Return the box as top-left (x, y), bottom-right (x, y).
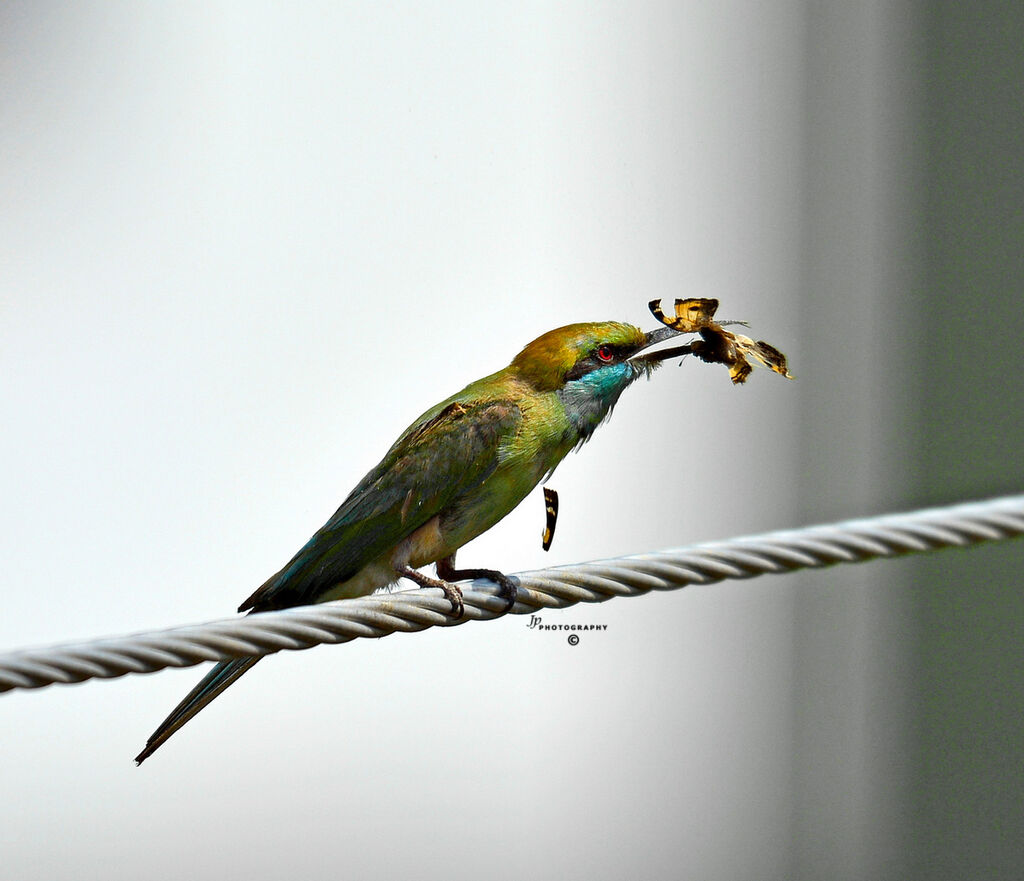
top-left (597, 345), bottom-right (615, 362)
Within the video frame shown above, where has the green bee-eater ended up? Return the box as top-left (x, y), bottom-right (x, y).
top-left (135, 319), bottom-right (691, 763)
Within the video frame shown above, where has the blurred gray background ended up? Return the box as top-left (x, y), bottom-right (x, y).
top-left (1, 2), bottom-right (1021, 879)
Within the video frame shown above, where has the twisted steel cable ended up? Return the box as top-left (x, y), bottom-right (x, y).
top-left (2, 493), bottom-right (1022, 694)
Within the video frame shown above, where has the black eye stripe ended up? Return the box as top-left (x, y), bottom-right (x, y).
top-left (564, 343), bottom-right (636, 381)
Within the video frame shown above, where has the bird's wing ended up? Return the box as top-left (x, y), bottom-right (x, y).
top-left (239, 398), bottom-right (521, 612)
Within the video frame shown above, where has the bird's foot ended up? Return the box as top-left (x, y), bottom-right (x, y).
top-left (437, 558), bottom-right (518, 614)
top-left (397, 565), bottom-right (464, 618)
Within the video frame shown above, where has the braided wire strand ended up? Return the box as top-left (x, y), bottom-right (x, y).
top-left (2, 494), bottom-right (1022, 694)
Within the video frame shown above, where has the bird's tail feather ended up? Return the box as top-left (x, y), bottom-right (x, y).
top-left (134, 656), bottom-right (261, 765)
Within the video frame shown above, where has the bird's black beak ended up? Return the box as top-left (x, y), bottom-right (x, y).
top-left (629, 326), bottom-right (694, 366)
top-left (643, 327), bottom-right (682, 348)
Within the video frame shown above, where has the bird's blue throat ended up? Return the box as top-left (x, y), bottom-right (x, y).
top-left (556, 361), bottom-right (654, 442)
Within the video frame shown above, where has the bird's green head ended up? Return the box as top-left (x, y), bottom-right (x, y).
top-left (511, 321), bottom-right (683, 441)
